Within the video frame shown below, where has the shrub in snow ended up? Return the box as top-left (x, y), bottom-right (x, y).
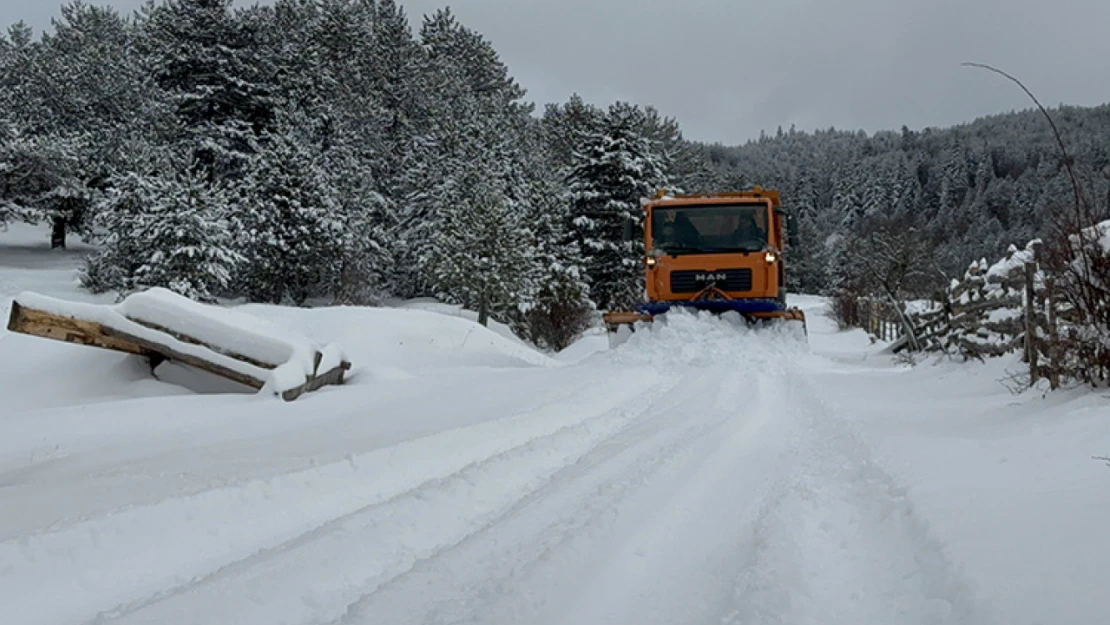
top-left (1042, 218), bottom-right (1110, 386)
top-left (517, 261), bottom-right (595, 352)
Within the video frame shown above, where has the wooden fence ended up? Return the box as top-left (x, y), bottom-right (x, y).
top-left (854, 241), bottom-right (1072, 389)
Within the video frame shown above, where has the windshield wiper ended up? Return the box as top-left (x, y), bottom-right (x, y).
top-left (658, 245), bottom-right (762, 255)
top-left (699, 246), bottom-right (764, 253)
top-left (657, 245), bottom-right (710, 256)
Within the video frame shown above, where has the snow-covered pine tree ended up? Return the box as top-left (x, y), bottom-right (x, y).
top-left (232, 123), bottom-right (348, 306)
top-left (392, 7), bottom-right (533, 301)
top-left (256, 0), bottom-right (399, 292)
top-left (258, 0), bottom-right (318, 101)
top-left (365, 0), bottom-right (425, 199)
top-left (783, 168), bottom-right (828, 293)
top-left (0, 21), bottom-right (50, 135)
top-left (138, 0), bottom-right (275, 185)
top-left (567, 101), bottom-right (667, 311)
top-left (425, 150), bottom-right (538, 327)
top-left (37, 2), bottom-right (149, 137)
top-left (386, 7), bottom-right (464, 298)
top-left (323, 142), bottom-right (394, 306)
top-left (541, 95), bottom-right (605, 172)
top-left (302, 0), bottom-right (390, 157)
top-left (26, 2), bottom-right (163, 249)
top-left (635, 105), bottom-right (720, 194)
top-left (82, 161), bottom-right (243, 302)
top-left (0, 131), bottom-right (93, 247)
top-left (514, 122), bottom-right (594, 350)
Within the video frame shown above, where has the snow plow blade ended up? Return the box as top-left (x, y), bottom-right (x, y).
top-left (602, 303), bottom-right (807, 347)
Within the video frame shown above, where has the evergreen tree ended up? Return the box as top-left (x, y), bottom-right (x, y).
top-left (393, 8), bottom-right (532, 299)
top-left (139, 0), bottom-right (276, 184)
top-left (365, 0), bottom-right (424, 198)
top-left (517, 126), bottom-right (594, 349)
top-left (0, 131), bottom-right (94, 247)
top-left (233, 126), bottom-right (347, 305)
top-left (323, 140), bottom-right (394, 306)
top-left (82, 163), bottom-right (243, 302)
top-left (0, 22), bottom-right (49, 134)
top-left (541, 94), bottom-right (605, 172)
top-left (425, 155), bottom-right (537, 327)
top-left (37, 2), bottom-right (149, 136)
top-left (567, 101), bottom-right (666, 311)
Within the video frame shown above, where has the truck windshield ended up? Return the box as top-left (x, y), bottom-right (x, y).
top-left (651, 203), bottom-right (768, 254)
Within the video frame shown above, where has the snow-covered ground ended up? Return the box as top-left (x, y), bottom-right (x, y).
top-left (2, 222), bottom-right (1108, 625)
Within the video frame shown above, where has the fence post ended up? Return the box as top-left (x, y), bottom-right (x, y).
top-left (1045, 276), bottom-right (1060, 390)
top-left (1024, 259), bottom-right (1038, 385)
top-left (880, 301), bottom-right (887, 341)
top-left (871, 299), bottom-right (879, 337)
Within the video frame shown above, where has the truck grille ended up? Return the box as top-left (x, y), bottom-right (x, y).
top-left (670, 268), bottom-right (752, 293)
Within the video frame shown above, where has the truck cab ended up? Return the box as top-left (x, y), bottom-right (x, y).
top-left (604, 187), bottom-right (805, 332)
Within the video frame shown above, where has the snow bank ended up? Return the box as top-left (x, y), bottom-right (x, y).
top-left (12, 288), bottom-right (347, 399)
top-left (387, 297), bottom-right (529, 347)
top-left (554, 329), bottom-right (610, 364)
top-left (807, 351), bottom-right (1110, 625)
top-left (238, 302), bottom-right (557, 373)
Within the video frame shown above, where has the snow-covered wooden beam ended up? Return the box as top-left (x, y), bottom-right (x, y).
top-left (5, 288), bottom-right (351, 401)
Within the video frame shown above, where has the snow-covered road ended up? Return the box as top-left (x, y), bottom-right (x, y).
top-left (1, 305), bottom-right (993, 625)
top-left (5, 224), bottom-right (1110, 625)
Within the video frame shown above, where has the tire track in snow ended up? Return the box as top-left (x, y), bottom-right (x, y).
top-left (82, 370), bottom-right (695, 625)
top-left (544, 366), bottom-right (805, 625)
top-left (325, 340), bottom-right (804, 625)
top-left (723, 374), bottom-right (996, 625)
top-left (0, 367), bottom-right (602, 541)
top-left (3, 369), bottom-right (674, 625)
top-left (325, 369), bottom-right (752, 625)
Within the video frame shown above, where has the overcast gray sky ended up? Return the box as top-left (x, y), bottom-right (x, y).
top-left (5, 0), bottom-right (1110, 144)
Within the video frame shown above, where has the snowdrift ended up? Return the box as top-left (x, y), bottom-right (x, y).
top-left (7, 287), bottom-right (350, 400)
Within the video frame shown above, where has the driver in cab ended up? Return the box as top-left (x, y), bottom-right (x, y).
top-left (728, 213), bottom-right (764, 247)
top-left (657, 209), bottom-right (699, 248)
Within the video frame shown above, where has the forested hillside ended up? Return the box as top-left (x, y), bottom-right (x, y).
top-left (700, 106), bottom-right (1110, 296)
top-left (2, 0), bottom-right (1107, 350)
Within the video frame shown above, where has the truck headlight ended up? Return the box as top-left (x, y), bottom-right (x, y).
top-left (645, 257), bottom-right (657, 267)
top-left (764, 251), bottom-right (777, 264)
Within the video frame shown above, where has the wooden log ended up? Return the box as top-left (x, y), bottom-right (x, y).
top-left (126, 316), bottom-right (280, 371)
top-left (951, 294), bottom-right (1023, 318)
top-left (281, 362), bottom-right (352, 402)
top-left (8, 301), bottom-right (155, 357)
top-left (9, 302), bottom-right (269, 390)
top-left (7, 299), bottom-right (351, 400)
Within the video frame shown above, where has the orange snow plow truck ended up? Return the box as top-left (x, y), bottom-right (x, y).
top-left (603, 187), bottom-right (806, 337)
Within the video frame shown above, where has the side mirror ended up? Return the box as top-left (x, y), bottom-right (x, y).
top-left (786, 214), bottom-right (800, 248)
top-left (622, 216), bottom-right (635, 242)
